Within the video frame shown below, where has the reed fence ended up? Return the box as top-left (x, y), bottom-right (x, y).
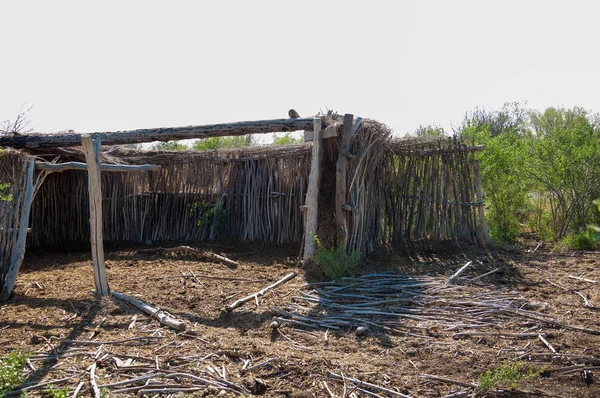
top-left (0, 149), bottom-right (49, 294)
top-left (28, 145), bottom-right (311, 246)
top-left (21, 116), bottom-right (486, 255)
top-left (343, 120), bottom-right (486, 255)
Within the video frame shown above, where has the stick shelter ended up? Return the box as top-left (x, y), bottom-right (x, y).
top-left (0, 112), bottom-right (488, 301)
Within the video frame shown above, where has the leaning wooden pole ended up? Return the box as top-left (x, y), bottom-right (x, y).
top-left (335, 114), bottom-right (353, 255)
top-left (0, 158), bottom-right (36, 301)
top-left (303, 118), bottom-right (322, 262)
top-left (82, 135), bottom-right (110, 297)
top-left (473, 159), bottom-right (490, 244)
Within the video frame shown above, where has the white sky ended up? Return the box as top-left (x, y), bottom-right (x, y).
top-left (1, 0), bottom-right (599, 137)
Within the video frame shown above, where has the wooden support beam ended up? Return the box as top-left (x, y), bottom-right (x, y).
top-left (303, 123), bottom-right (339, 142)
top-left (36, 162), bottom-right (161, 173)
top-left (335, 114), bottom-right (354, 254)
top-left (473, 160), bottom-right (490, 244)
top-left (82, 135), bottom-right (110, 297)
top-left (303, 118), bottom-right (322, 262)
top-left (0, 158), bottom-right (36, 301)
top-left (0, 118), bottom-right (315, 149)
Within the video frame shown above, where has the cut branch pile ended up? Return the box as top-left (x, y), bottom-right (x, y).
top-left (274, 271), bottom-right (600, 337)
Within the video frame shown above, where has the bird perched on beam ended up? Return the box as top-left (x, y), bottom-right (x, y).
top-left (288, 109), bottom-right (300, 119)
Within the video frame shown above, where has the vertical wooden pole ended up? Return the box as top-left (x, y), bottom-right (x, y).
top-left (473, 159), bottom-right (490, 244)
top-left (335, 114), bottom-right (353, 255)
top-left (303, 118), bottom-right (322, 262)
top-left (0, 158), bottom-right (35, 301)
top-left (82, 135), bottom-right (110, 297)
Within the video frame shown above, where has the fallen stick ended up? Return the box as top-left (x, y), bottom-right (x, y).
top-left (453, 332), bottom-right (539, 339)
top-left (442, 391), bottom-right (470, 398)
top-left (242, 358), bottom-right (276, 373)
top-left (49, 336), bottom-right (161, 345)
top-left (465, 268), bottom-right (500, 284)
top-left (139, 387), bottom-right (205, 395)
top-left (226, 272), bottom-right (297, 312)
top-left (538, 334), bottom-right (556, 353)
top-left (355, 387), bottom-right (386, 398)
top-left (138, 246), bottom-right (238, 267)
top-left (568, 275), bottom-right (597, 283)
top-left (420, 374), bottom-right (477, 388)
top-left (112, 291), bottom-right (185, 331)
top-left (99, 373), bottom-right (167, 389)
top-left (446, 261), bottom-right (473, 284)
top-left (322, 381), bottom-right (335, 398)
top-left (72, 381), bottom-right (85, 398)
top-left (147, 274), bottom-right (263, 282)
top-left (90, 362), bottom-right (101, 398)
top-left (328, 372), bottom-right (413, 398)
top-left (3, 377), bottom-right (75, 397)
top-left (574, 291), bottom-right (595, 308)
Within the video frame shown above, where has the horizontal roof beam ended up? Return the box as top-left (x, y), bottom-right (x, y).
top-left (0, 118), bottom-right (316, 149)
top-left (36, 161), bottom-right (161, 173)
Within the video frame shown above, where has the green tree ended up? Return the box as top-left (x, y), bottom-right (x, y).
top-left (458, 103), bottom-right (532, 242)
top-left (527, 107), bottom-right (600, 239)
top-left (272, 132), bottom-right (302, 145)
top-left (151, 141), bottom-right (189, 150)
top-left (411, 124), bottom-right (446, 138)
top-left (192, 135), bottom-right (248, 151)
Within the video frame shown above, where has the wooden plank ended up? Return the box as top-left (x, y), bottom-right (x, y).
top-left (303, 118), bottom-right (322, 262)
top-left (303, 123), bottom-right (339, 141)
top-left (335, 114), bottom-right (353, 254)
top-left (82, 135), bottom-right (110, 297)
top-left (0, 118), bottom-right (315, 149)
top-left (36, 162), bottom-right (161, 173)
top-left (473, 159), bottom-right (490, 244)
top-left (0, 158), bottom-right (36, 301)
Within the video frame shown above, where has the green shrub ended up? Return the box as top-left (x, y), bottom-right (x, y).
top-left (557, 230), bottom-right (597, 251)
top-left (0, 182), bottom-right (12, 202)
top-left (0, 351), bottom-right (29, 394)
top-left (477, 360), bottom-right (541, 394)
top-left (45, 385), bottom-right (68, 398)
top-left (313, 236), bottom-right (360, 281)
top-left (272, 132), bottom-right (302, 145)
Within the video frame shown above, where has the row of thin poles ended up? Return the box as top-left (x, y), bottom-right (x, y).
top-left (0, 150), bottom-right (29, 287)
top-left (345, 136), bottom-right (486, 256)
top-left (28, 149), bottom-right (311, 246)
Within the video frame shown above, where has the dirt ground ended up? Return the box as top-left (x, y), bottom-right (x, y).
top-left (0, 241), bottom-right (599, 397)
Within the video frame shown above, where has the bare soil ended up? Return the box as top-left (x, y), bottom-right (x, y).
top-left (1, 242), bottom-right (599, 397)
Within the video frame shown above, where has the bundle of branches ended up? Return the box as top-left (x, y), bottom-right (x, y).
top-left (273, 271), bottom-right (600, 338)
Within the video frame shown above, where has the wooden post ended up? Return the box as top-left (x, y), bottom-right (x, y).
top-left (82, 135), bottom-right (110, 297)
top-left (335, 114), bottom-right (353, 255)
top-left (473, 160), bottom-right (490, 244)
top-left (303, 118), bottom-right (322, 262)
top-left (0, 158), bottom-right (36, 301)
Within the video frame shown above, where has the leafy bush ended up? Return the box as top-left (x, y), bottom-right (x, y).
top-left (192, 135), bottom-right (248, 150)
top-left (272, 132), bottom-right (302, 145)
top-left (557, 230), bottom-right (597, 251)
top-left (0, 182), bottom-right (12, 202)
top-left (0, 351), bottom-right (28, 394)
top-left (151, 141), bottom-right (189, 150)
top-left (477, 360), bottom-right (541, 394)
top-left (44, 385), bottom-right (68, 398)
top-left (313, 236), bottom-right (360, 281)
top-left (458, 104), bottom-right (600, 244)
